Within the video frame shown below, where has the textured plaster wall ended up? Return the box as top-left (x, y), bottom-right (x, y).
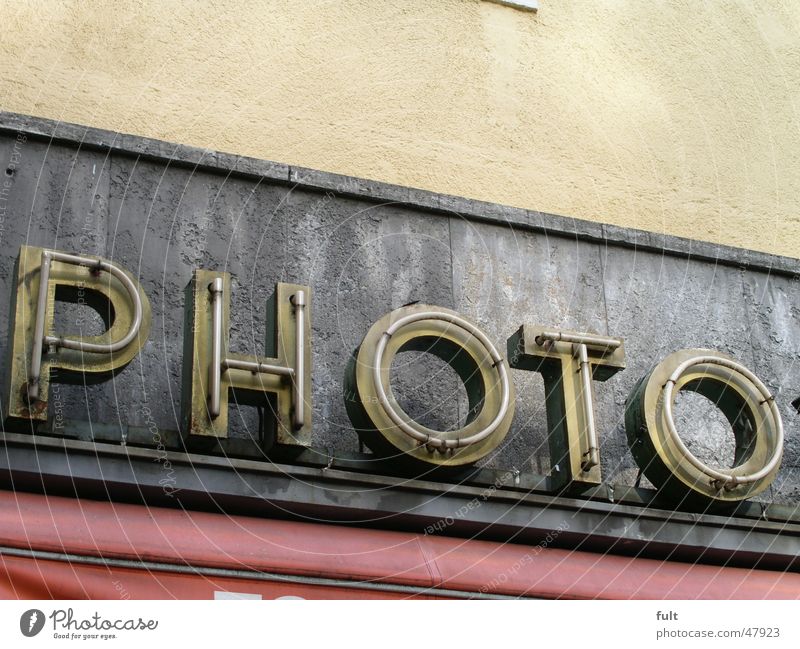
top-left (1, 1), bottom-right (799, 257)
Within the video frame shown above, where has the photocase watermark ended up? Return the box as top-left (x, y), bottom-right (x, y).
top-left (0, 132), bottom-right (27, 250)
top-left (19, 609), bottom-right (45, 637)
top-left (136, 400), bottom-right (180, 498)
top-left (19, 607), bottom-right (158, 640)
top-left (424, 469), bottom-right (518, 535)
top-left (50, 369), bottom-right (66, 433)
top-left (344, 388), bottom-right (377, 405)
top-left (19, 607), bottom-right (159, 641)
top-left (74, 280), bottom-right (88, 329)
top-left (305, 190), bottom-right (337, 221)
top-left (478, 520), bottom-right (571, 594)
top-left (508, 332), bottom-right (525, 367)
top-left (112, 579), bottom-right (131, 600)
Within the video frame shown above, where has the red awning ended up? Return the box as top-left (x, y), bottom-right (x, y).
top-left (1, 490), bottom-right (798, 599)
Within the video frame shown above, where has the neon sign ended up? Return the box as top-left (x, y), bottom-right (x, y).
top-left (3, 246), bottom-right (785, 505)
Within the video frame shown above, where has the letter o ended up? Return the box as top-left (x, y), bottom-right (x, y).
top-left (625, 349), bottom-right (783, 504)
top-left (344, 304), bottom-right (515, 468)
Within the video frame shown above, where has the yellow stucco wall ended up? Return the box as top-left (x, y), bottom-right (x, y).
top-left (1, 0), bottom-right (799, 257)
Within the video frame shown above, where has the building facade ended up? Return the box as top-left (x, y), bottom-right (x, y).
top-left (1, 1), bottom-right (799, 598)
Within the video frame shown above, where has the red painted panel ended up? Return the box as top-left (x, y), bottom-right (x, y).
top-left (0, 556), bottom-right (425, 600)
top-left (0, 490), bottom-right (798, 599)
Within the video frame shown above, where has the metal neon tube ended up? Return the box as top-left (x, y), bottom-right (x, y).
top-left (661, 355), bottom-right (783, 487)
top-left (28, 252), bottom-right (52, 401)
top-left (372, 311), bottom-right (510, 450)
top-left (290, 290), bottom-right (306, 430)
top-left (207, 282), bottom-right (302, 427)
top-left (574, 342), bottom-right (599, 471)
top-left (28, 249), bottom-right (144, 401)
top-left (208, 278), bottom-right (224, 418)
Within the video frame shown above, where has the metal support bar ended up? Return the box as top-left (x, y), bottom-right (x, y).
top-left (536, 330), bottom-right (621, 351)
top-left (0, 545), bottom-right (521, 600)
top-left (28, 249), bottom-right (144, 401)
top-left (222, 359), bottom-right (295, 376)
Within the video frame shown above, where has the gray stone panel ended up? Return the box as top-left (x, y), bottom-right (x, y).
top-left (742, 272), bottom-right (800, 502)
top-left (0, 120), bottom-right (798, 510)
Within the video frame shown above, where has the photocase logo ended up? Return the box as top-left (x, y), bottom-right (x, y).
top-left (20, 609), bottom-right (45, 637)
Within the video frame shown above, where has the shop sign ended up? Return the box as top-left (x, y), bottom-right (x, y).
top-left (3, 246), bottom-right (784, 505)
